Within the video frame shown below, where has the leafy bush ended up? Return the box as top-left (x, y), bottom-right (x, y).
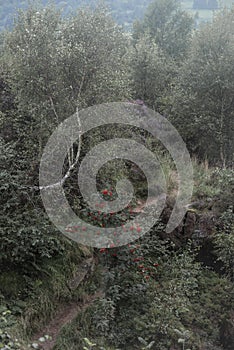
top-left (54, 235), bottom-right (234, 350)
top-left (0, 308), bottom-right (21, 350)
top-left (0, 213), bottom-right (64, 265)
top-left (214, 206), bottom-right (234, 279)
top-left (0, 137), bottom-right (64, 267)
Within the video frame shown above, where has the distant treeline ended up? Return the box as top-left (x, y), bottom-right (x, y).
top-left (0, 0), bottom-right (153, 31)
top-left (1, 0), bottom-right (234, 32)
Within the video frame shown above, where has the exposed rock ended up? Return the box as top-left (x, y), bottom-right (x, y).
top-left (183, 211), bottom-right (197, 238)
top-left (198, 211), bottom-right (216, 237)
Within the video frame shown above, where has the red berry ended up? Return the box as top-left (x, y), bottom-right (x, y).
top-left (133, 257), bottom-right (141, 262)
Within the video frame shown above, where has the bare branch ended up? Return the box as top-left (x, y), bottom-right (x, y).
top-left (49, 96), bottom-right (59, 124)
top-left (24, 107), bottom-right (82, 192)
top-left (57, 106), bottom-right (82, 188)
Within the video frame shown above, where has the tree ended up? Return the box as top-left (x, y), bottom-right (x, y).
top-left (132, 0), bottom-right (193, 60)
top-left (129, 0), bottom-right (193, 111)
top-left (2, 3), bottom-right (131, 173)
top-left (128, 34), bottom-right (176, 111)
top-left (169, 7), bottom-right (234, 166)
top-left (0, 3), bottom-right (132, 266)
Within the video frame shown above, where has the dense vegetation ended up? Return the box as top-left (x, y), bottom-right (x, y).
top-left (0, 0), bottom-right (233, 349)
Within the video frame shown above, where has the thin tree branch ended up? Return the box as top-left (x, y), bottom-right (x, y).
top-left (56, 106), bottom-right (82, 188)
top-left (49, 96), bottom-right (59, 124)
top-left (23, 107), bottom-right (82, 192)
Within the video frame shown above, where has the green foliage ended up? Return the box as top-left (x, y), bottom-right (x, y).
top-left (0, 308), bottom-right (21, 350)
top-left (128, 34), bottom-right (176, 110)
top-left (192, 162), bottom-right (234, 212)
top-left (54, 236), bottom-right (234, 349)
top-left (130, 0), bottom-right (193, 111)
top-left (0, 2), bottom-right (233, 350)
top-left (133, 0), bottom-right (193, 60)
top-left (0, 2), bottom-right (131, 268)
top-left (0, 308), bottom-right (50, 350)
top-left (0, 272), bottom-right (25, 299)
top-left (214, 206), bottom-right (234, 279)
top-left (169, 7), bottom-right (234, 165)
top-left (0, 136), bottom-right (64, 266)
top-left (3, 3), bottom-right (131, 168)
top-left (19, 243), bottom-right (89, 335)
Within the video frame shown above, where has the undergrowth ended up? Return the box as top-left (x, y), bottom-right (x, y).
top-left (0, 240), bottom-right (93, 347)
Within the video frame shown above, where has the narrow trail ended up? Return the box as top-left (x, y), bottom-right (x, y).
top-left (31, 198), bottom-right (166, 350)
top-left (32, 257), bottom-right (104, 350)
top-left (33, 290), bottom-right (104, 350)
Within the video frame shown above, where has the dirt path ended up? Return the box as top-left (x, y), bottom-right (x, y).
top-left (32, 256), bottom-right (104, 350)
top-left (33, 290), bottom-right (103, 350)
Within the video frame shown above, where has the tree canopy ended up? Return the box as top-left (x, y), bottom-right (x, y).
top-left (169, 7), bottom-right (234, 166)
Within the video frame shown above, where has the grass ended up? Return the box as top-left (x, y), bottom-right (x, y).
top-left (22, 243), bottom-right (93, 334)
top-left (53, 305), bottom-right (95, 350)
top-left (52, 247), bottom-right (234, 350)
top-left (0, 240), bottom-right (93, 349)
top-left (53, 265), bottom-right (104, 350)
